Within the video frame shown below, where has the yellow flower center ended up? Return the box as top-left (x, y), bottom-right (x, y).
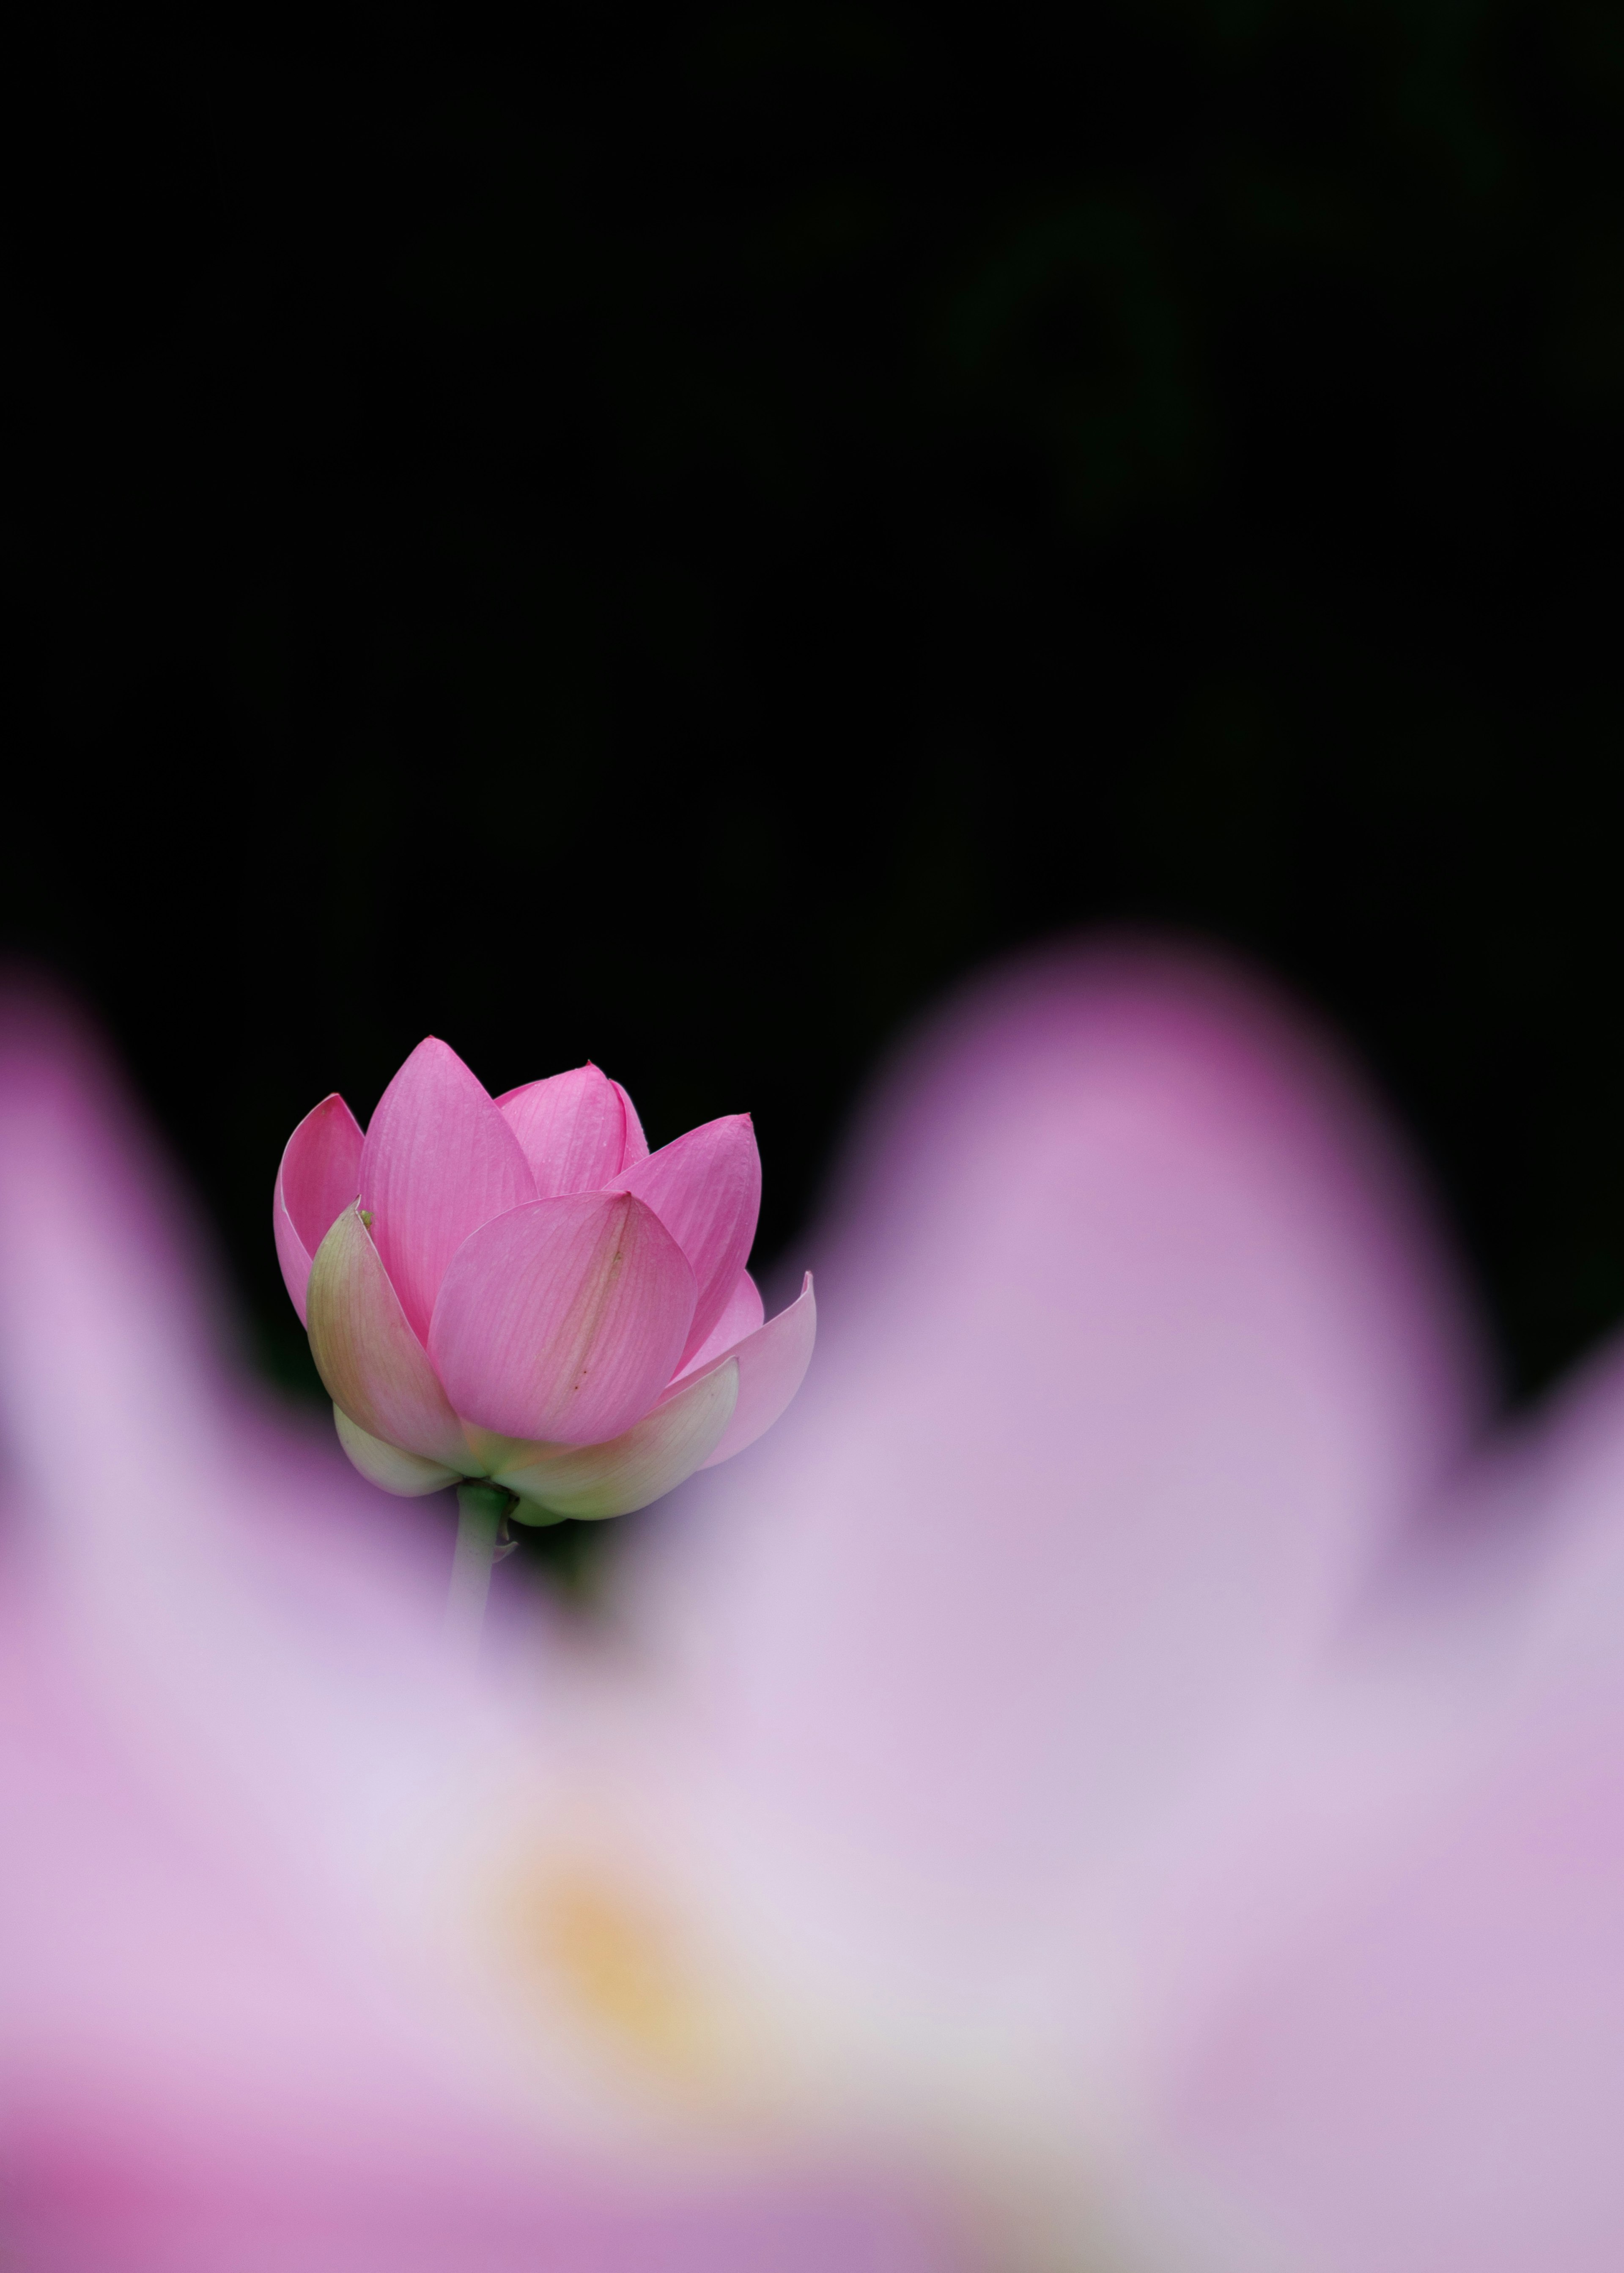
top-left (533, 1866), bottom-right (705, 2076)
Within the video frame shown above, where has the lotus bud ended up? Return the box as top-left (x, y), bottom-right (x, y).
top-left (273, 1042), bottom-right (815, 1530)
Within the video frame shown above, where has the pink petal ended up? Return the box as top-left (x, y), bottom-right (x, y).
top-left (493, 1359), bottom-right (739, 1519)
top-left (613, 1079), bottom-right (649, 1166)
top-left (427, 1191), bottom-right (696, 1446)
top-left (674, 1270), bottom-right (766, 1381)
top-left (621, 945), bottom-right (1490, 1946)
top-left (1166, 1345), bottom-right (1624, 2273)
top-left (1170, 1698), bottom-right (1624, 2272)
top-left (358, 1039), bottom-right (535, 1342)
top-left (610, 1114), bottom-right (761, 1365)
top-left (332, 1407), bottom-right (464, 1497)
top-left (278, 1095), bottom-right (365, 1264)
top-left (273, 1094), bottom-right (364, 1324)
top-left (497, 1064), bottom-right (642, 1194)
top-left (306, 1205), bottom-right (471, 1470)
top-left (696, 1273), bottom-right (816, 1467)
top-left (274, 1203), bottom-right (315, 1328)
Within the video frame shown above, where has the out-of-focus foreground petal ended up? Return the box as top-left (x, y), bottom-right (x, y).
top-left (614, 944), bottom-right (1490, 2139)
top-left (358, 1037), bottom-right (535, 1341)
top-left (1155, 1341), bottom-right (1624, 2273)
top-left (497, 1064), bottom-right (645, 1195)
top-left (0, 993), bottom-right (956, 2273)
top-left (429, 1191), bottom-right (697, 1445)
top-left (273, 1094), bottom-right (363, 1324)
top-left (3, 1579), bottom-right (934, 2273)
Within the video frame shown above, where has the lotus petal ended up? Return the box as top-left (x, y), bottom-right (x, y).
top-left (496, 1359), bottom-right (740, 1520)
top-left (674, 1270), bottom-right (766, 1381)
top-left (497, 1064), bottom-right (643, 1194)
top-left (274, 1203), bottom-right (315, 1330)
top-left (697, 1273), bottom-right (816, 1467)
top-left (613, 1078), bottom-right (649, 1166)
top-left (273, 1094), bottom-right (363, 1324)
top-left (358, 1039), bottom-right (535, 1341)
top-left (1166, 1338), bottom-right (1624, 2273)
top-left (623, 947), bottom-right (1489, 1944)
top-left (307, 1206), bottom-right (471, 1470)
top-left (333, 1405), bottom-right (463, 1496)
top-left (611, 1115), bottom-right (760, 1365)
top-left (428, 1190), bottom-right (696, 1446)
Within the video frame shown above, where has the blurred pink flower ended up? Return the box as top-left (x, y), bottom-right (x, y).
top-left (5, 950), bottom-right (1624, 2270)
top-left (273, 1044), bottom-right (814, 1519)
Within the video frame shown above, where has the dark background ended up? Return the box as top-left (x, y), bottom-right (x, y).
top-left (8, 0), bottom-right (1624, 1409)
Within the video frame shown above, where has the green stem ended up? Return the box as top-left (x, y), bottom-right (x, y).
top-left (446, 1483), bottom-right (514, 1660)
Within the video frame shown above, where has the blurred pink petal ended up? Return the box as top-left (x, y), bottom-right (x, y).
top-left (358, 1037), bottom-right (535, 1341)
top-left (0, 1568), bottom-right (939, 2273)
top-left (611, 1115), bottom-right (761, 1364)
top-left (1174, 1709), bottom-right (1624, 2272)
top-left (494, 1358), bottom-right (739, 1519)
top-left (623, 943), bottom-right (1487, 1973)
top-left (273, 1094), bottom-right (363, 1323)
top-left (1148, 1338), bottom-right (1624, 2273)
top-left (697, 1272), bottom-right (817, 1468)
top-left (307, 1202), bottom-right (471, 1470)
top-left (498, 1064), bottom-right (643, 1195)
top-left (428, 1190), bottom-right (697, 1445)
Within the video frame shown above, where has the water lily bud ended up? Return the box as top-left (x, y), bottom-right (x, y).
top-left (274, 1042), bottom-right (815, 1520)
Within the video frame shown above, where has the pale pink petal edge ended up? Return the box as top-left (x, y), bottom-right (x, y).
top-left (692, 1273), bottom-right (815, 1467)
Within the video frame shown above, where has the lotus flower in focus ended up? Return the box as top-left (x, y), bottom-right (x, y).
top-left (273, 1043), bottom-right (814, 1521)
top-left (12, 952), bottom-right (1624, 2270)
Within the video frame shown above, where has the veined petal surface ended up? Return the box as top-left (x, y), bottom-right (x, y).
top-left (612, 1078), bottom-right (649, 1166)
top-left (611, 1114), bottom-right (760, 1364)
top-left (358, 1039), bottom-right (535, 1341)
top-left (495, 1359), bottom-right (739, 1520)
top-left (333, 1406), bottom-right (464, 1496)
top-left (675, 1270), bottom-right (765, 1381)
top-left (428, 1190), bottom-right (696, 1446)
top-left (273, 1094), bottom-right (363, 1324)
top-left (697, 1274), bottom-right (816, 1468)
top-left (307, 1206), bottom-right (471, 1470)
top-left (274, 1206), bottom-right (314, 1329)
top-left (497, 1064), bottom-right (642, 1194)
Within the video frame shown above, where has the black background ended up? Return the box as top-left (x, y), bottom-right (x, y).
top-left (8, 0), bottom-right (1624, 1409)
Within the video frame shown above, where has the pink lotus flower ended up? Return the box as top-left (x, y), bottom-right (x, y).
top-left (273, 1043), bottom-right (815, 1521)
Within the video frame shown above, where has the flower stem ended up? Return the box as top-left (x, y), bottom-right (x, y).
top-left (446, 1483), bottom-right (514, 1660)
